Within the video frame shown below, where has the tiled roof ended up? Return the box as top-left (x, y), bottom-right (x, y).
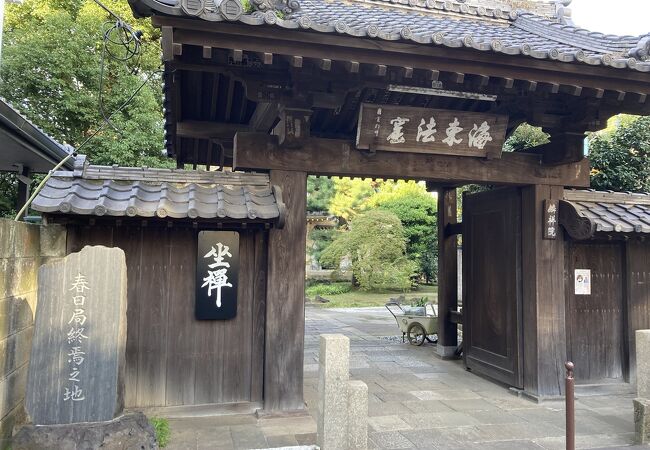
top-left (562, 190), bottom-right (650, 236)
top-left (130, 0), bottom-right (650, 72)
top-left (32, 156), bottom-right (285, 223)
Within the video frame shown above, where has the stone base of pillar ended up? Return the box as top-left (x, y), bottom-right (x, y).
top-left (436, 345), bottom-right (460, 360)
top-left (634, 398), bottom-right (650, 444)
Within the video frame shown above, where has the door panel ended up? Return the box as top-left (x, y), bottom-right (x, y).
top-left (565, 242), bottom-right (626, 384)
top-left (67, 226), bottom-right (266, 407)
top-left (463, 188), bottom-right (523, 388)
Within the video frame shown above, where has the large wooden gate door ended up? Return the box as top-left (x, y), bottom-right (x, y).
top-left (463, 188), bottom-right (523, 388)
top-left (565, 242), bottom-right (626, 384)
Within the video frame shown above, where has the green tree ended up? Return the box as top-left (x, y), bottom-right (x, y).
top-left (366, 181), bottom-right (438, 282)
top-left (328, 178), bottom-right (382, 222)
top-left (589, 116), bottom-right (650, 192)
top-left (320, 210), bottom-right (417, 291)
top-left (1, 0), bottom-right (167, 168)
top-left (503, 123), bottom-right (549, 152)
top-left (306, 176), bottom-right (335, 212)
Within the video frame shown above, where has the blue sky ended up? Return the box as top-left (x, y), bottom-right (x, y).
top-left (569, 0), bottom-right (650, 36)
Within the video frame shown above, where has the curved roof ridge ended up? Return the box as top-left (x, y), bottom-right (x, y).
top-left (513, 13), bottom-right (642, 56)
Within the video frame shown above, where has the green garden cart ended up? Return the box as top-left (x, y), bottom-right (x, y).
top-left (385, 300), bottom-right (438, 346)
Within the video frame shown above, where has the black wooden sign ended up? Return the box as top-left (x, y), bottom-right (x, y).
top-left (196, 231), bottom-right (239, 320)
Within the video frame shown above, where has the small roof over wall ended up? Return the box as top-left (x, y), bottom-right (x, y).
top-left (560, 190), bottom-right (650, 239)
top-left (32, 155), bottom-right (286, 225)
top-left (0, 98), bottom-right (74, 173)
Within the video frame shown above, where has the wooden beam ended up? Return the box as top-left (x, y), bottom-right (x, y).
top-left (319, 58), bottom-right (332, 71)
top-left (521, 185), bottom-right (567, 398)
top-left (176, 121), bottom-right (249, 140)
top-left (264, 170), bottom-right (307, 411)
top-left (257, 52), bottom-right (273, 65)
top-left (436, 187), bottom-right (459, 358)
top-left (161, 26), bottom-right (174, 62)
top-left (445, 222), bottom-right (463, 236)
top-left (403, 67), bottom-right (413, 79)
top-left (345, 61), bottom-right (360, 73)
top-left (202, 46), bottom-right (212, 59)
top-left (374, 64), bottom-right (387, 77)
top-left (249, 102), bottom-right (279, 133)
top-left (291, 55), bottom-right (303, 68)
top-left (540, 131), bottom-right (585, 165)
top-left (231, 49), bottom-right (243, 63)
top-left (477, 75), bottom-right (490, 88)
top-left (233, 133), bottom-right (590, 187)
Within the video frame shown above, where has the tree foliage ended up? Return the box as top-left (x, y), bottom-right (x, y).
top-left (366, 181), bottom-right (438, 282)
top-left (1, 0), bottom-right (168, 167)
top-left (328, 178), bottom-right (381, 222)
top-left (503, 123), bottom-right (549, 152)
top-left (589, 116), bottom-right (650, 192)
top-left (306, 176), bottom-right (335, 212)
top-left (320, 210), bottom-right (417, 291)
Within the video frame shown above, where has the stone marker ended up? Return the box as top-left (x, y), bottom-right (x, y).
top-left (318, 334), bottom-right (350, 450)
top-left (347, 380), bottom-right (368, 450)
top-left (636, 330), bottom-right (650, 398)
top-left (635, 399), bottom-right (650, 444)
top-left (25, 246), bottom-right (127, 425)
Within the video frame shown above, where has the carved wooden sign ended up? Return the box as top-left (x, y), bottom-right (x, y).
top-left (356, 103), bottom-right (508, 159)
top-left (196, 231), bottom-right (240, 320)
top-left (543, 199), bottom-right (559, 240)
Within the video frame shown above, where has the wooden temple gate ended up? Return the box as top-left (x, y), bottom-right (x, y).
top-left (34, 0), bottom-right (650, 411)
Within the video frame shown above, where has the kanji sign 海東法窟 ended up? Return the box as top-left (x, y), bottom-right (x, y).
top-left (356, 103), bottom-right (508, 158)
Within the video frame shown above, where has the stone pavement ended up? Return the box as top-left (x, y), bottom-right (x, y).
top-left (165, 306), bottom-right (643, 449)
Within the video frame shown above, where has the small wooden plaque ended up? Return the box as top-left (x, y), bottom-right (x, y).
top-left (356, 103), bottom-right (508, 158)
top-left (543, 199), bottom-right (560, 240)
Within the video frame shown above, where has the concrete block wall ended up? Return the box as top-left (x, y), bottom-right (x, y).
top-left (0, 219), bottom-right (66, 448)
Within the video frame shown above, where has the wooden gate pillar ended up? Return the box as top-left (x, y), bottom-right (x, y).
top-left (521, 184), bottom-right (567, 399)
top-left (265, 169), bottom-right (307, 411)
top-left (436, 187), bottom-right (459, 358)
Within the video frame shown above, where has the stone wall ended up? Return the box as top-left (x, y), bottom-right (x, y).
top-left (0, 219), bottom-right (66, 448)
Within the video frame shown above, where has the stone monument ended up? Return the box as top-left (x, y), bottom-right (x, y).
top-left (25, 246), bottom-right (128, 424)
top-left (14, 246), bottom-right (156, 449)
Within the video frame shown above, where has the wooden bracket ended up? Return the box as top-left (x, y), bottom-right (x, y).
top-left (541, 131), bottom-right (586, 165)
top-left (273, 106), bottom-right (313, 148)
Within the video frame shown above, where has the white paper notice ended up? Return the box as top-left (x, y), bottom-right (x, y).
top-left (574, 269), bottom-right (591, 295)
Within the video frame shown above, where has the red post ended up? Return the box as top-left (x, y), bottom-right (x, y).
top-left (566, 361), bottom-right (575, 450)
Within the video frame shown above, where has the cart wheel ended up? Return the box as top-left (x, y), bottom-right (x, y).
top-left (426, 334), bottom-right (439, 344)
top-left (407, 323), bottom-right (426, 346)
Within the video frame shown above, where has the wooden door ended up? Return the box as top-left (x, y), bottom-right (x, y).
top-left (565, 242), bottom-right (626, 384)
top-left (463, 188), bottom-right (523, 388)
top-left (67, 226), bottom-right (266, 407)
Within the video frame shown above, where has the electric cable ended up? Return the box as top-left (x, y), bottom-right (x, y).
top-left (14, 0), bottom-right (158, 220)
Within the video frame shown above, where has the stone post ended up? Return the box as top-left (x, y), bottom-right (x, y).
top-left (347, 380), bottom-right (368, 450)
top-left (318, 334), bottom-right (350, 450)
top-left (635, 330), bottom-right (650, 444)
top-left (634, 399), bottom-right (650, 444)
top-left (636, 330), bottom-right (650, 398)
